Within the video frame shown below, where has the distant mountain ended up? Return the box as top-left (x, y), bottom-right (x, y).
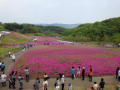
top-left (36, 24), bottom-right (80, 29)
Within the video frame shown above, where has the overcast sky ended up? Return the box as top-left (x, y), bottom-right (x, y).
top-left (0, 0), bottom-right (120, 24)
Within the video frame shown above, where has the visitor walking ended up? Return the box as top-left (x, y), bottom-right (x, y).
top-left (0, 33), bottom-right (2, 39)
top-left (34, 78), bottom-right (40, 90)
top-left (68, 82), bottom-right (72, 90)
top-left (8, 74), bottom-right (13, 88)
top-left (54, 78), bottom-right (60, 90)
top-left (116, 67), bottom-right (119, 79)
top-left (61, 75), bottom-right (65, 90)
top-left (59, 73), bottom-right (63, 80)
top-left (93, 82), bottom-right (99, 90)
top-left (77, 66), bottom-right (81, 78)
top-left (25, 67), bottom-right (29, 82)
top-left (1, 72), bottom-right (7, 87)
top-left (43, 73), bottom-right (49, 81)
top-left (8, 51), bottom-right (11, 58)
top-left (71, 67), bottom-right (75, 80)
top-left (82, 67), bottom-right (85, 80)
top-left (8, 73), bottom-right (16, 89)
top-left (88, 69), bottom-right (93, 82)
top-left (99, 78), bottom-right (105, 90)
top-left (24, 45), bottom-right (27, 51)
top-left (18, 74), bottom-right (24, 90)
top-left (1, 62), bottom-right (5, 72)
top-left (118, 68), bottom-right (120, 82)
top-left (43, 80), bottom-right (48, 90)
top-left (11, 71), bottom-right (17, 89)
top-left (11, 54), bottom-right (16, 62)
top-left (0, 61), bottom-right (2, 70)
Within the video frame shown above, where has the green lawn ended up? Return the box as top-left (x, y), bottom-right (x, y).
top-left (0, 32), bottom-right (32, 46)
top-left (1, 36), bottom-right (28, 45)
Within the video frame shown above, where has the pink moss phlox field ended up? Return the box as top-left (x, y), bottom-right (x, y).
top-left (25, 41), bottom-right (67, 46)
top-left (25, 36), bottom-right (73, 47)
top-left (10, 43), bottom-right (120, 78)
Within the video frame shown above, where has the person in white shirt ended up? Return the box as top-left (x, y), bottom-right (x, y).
top-left (43, 80), bottom-right (48, 90)
top-left (55, 78), bottom-right (60, 90)
top-left (0, 33), bottom-right (2, 38)
top-left (118, 69), bottom-right (120, 82)
top-left (11, 54), bottom-right (16, 62)
top-left (61, 75), bottom-right (65, 90)
top-left (1, 72), bottom-right (7, 87)
top-left (68, 82), bottom-right (72, 90)
top-left (93, 82), bottom-right (99, 90)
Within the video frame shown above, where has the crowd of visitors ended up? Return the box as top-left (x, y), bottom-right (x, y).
top-left (0, 59), bottom-right (106, 90)
top-left (23, 44), bottom-right (33, 51)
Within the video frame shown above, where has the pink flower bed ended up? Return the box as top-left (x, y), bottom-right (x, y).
top-left (32, 36), bottom-right (58, 41)
top-left (25, 36), bottom-right (71, 46)
top-left (10, 45), bottom-right (120, 78)
top-left (25, 41), bottom-right (67, 46)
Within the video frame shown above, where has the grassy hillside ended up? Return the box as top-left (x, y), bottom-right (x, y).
top-left (0, 48), bottom-right (21, 59)
top-left (0, 32), bottom-right (31, 46)
top-left (0, 32), bottom-right (31, 59)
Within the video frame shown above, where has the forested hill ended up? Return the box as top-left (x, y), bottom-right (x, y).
top-left (62, 17), bottom-right (120, 44)
top-left (0, 23), bottom-right (66, 36)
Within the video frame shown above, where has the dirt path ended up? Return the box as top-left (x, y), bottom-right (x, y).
top-left (2, 49), bottom-right (25, 74)
top-left (0, 49), bottom-right (118, 90)
top-left (0, 76), bottom-right (117, 90)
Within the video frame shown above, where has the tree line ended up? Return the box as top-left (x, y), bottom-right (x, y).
top-left (0, 23), bottom-right (66, 37)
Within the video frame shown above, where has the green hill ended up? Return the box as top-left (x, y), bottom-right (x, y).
top-left (0, 32), bottom-right (31, 59)
top-left (0, 32), bottom-right (31, 46)
top-left (62, 17), bottom-right (120, 44)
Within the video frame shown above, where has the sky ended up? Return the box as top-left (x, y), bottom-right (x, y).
top-left (0, 0), bottom-right (120, 24)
